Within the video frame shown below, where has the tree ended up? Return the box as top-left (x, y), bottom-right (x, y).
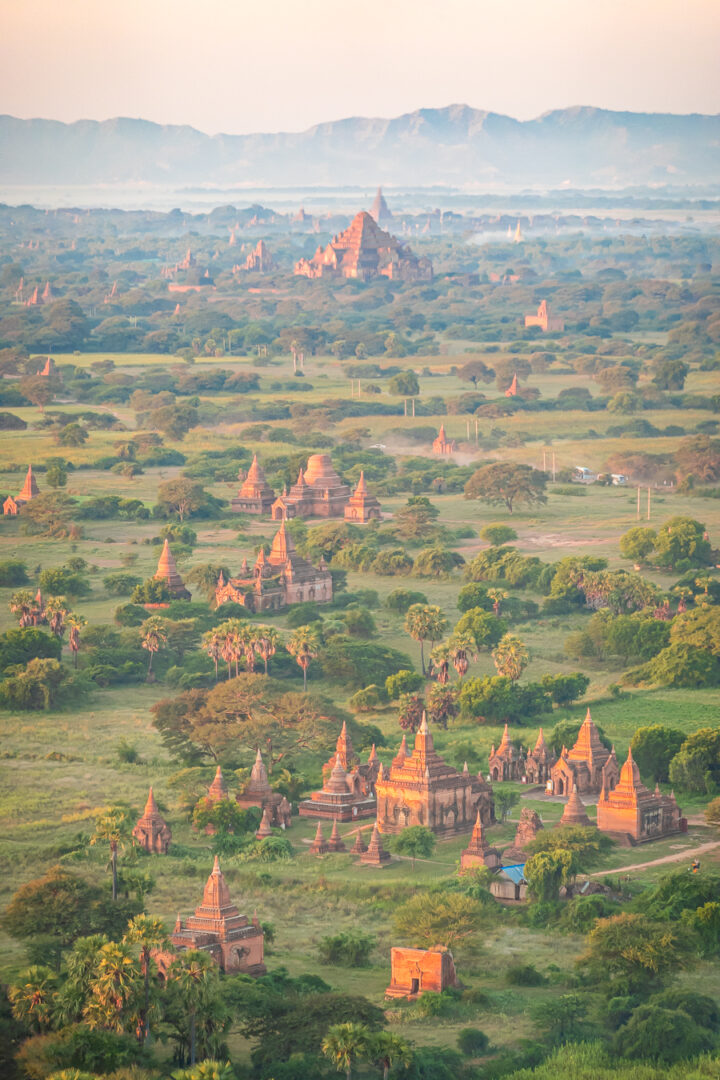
top-left (705, 797), bottom-right (720, 827)
top-left (172, 1062), bottom-right (236, 1080)
top-left (123, 914), bottom-right (169, 1043)
top-left (57, 422), bottom-right (89, 447)
top-left (455, 608), bottom-right (506, 651)
top-left (141, 616), bottom-right (168, 679)
top-left (287, 624), bottom-right (321, 691)
top-left (66, 612), bottom-right (86, 669)
top-left (579, 913), bottom-right (690, 996)
top-left (392, 826), bottom-right (436, 868)
top-left (630, 725), bottom-right (686, 783)
top-left (386, 670), bottom-right (424, 699)
top-left (426, 683), bottom-right (459, 728)
top-left (458, 359), bottom-right (494, 387)
top-left (0, 656), bottom-right (67, 710)
top-left (404, 604), bottom-right (448, 676)
top-left (20, 373), bottom-right (58, 411)
top-left (20, 492), bottom-right (76, 538)
top-left (167, 950), bottom-right (223, 1066)
top-left (446, 631), bottom-right (477, 680)
top-left (653, 516), bottom-right (712, 570)
top-left (494, 788), bottom-right (520, 824)
top-left (675, 435), bottom-right (720, 483)
top-left (186, 563), bottom-right (230, 601)
top-left (481, 524), bottom-right (517, 546)
top-left (322, 1022), bottom-right (371, 1080)
top-left (254, 627), bottom-right (279, 675)
top-left (614, 1004), bottom-right (714, 1064)
top-left (150, 403), bottom-right (199, 441)
top-left (394, 892), bottom-right (485, 949)
top-left (9, 966), bottom-right (59, 1031)
top-left (524, 825), bottom-right (611, 871)
top-left (492, 634), bottom-right (528, 681)
top-left (641, 643), bottom-right (719, 689)
top-left (394, 496), bottom-right (440, 540)
top-left (90, 806), bottom-right (134, 902)
top-left (465, 462), bottom-right (547, 514)
top-left (619, 527), bottom-right (657, 563)
top-left (157, 478), bottom-right (209, 522)
top-left (652, 358), bottom-right (689, 391)
top-left (670, 606), bottom-right (720, 655)
top-left (367, 1031), bottom-right (413, 1079)
top-left (46, 462), bottom-right (68, 488)
top-left (531, 994), bottom-right (589, 1045)
top-left (669, 727), bottom-right (720, 793)
top-left (388, 371), bottom-right (420, 396)
top-left (201, 629), bottom-right (223, 682)
top-left (524, 849), bottom-right (574, 902)
top-left (83, 941), bottom-right (142, 1034)
top-left (541, 673), bottom-right (590, 707)
top-left (413, 546), bottom-right (464, 579)
top-left (384, 589), bottom-right (428, 614)
top-left (45, 595), bottom-right (69, 640)
top-left (398, 693), bottom-right (425, 733)
top-left (457, 1028), bottom-right (490, 1057)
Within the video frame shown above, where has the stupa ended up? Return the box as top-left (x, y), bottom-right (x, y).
top-left (3, 465), bottom-right (40, 515)
top-left (460, 810), bottom-right (501, 871)
top-left (432, 425), bottom-right (456, 455)
top-left (132, 788), bottom-right (172, 854)
top-left (327, 821), bottom-right (347, 852)
top-left (154, 539), bottom-right (191, 599)
top-left (171, 857), bottom-right (266, 974)
top-left (344, 472), bottom-right (382, 523)
top-left (236, 749), bottom-right (292, 828)
top-left (525, 729), bottom-right (555, 785)
top-left (309, 822), bottom-right (329, 855)
top-left (299, 723), bottom-right (379, 821)
top-left (503, 807), bottom-right (543, 862)
top-left (360, 822), bottom-right (391, 866)
top-left (369, 187), bottom-right (394, 228)
top-left (255, 808), bottom-right (273, 840)
top-left (489, 724), bottom-right (524, 782)
top-left (597, 748), bottom-right (686, 844)
top-left (558, 786), bottom-right (592, 828)
top-left (231, 456), bottom-right (275, 515)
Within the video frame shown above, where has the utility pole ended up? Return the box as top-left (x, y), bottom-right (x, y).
top-left (412, 398), bottom-right (416, 417)
top-left (475, 418), bottom-right (479, 447)
top-left (552, 452), bottom-right (556, 482)
top-left (647, 487), bottom-right (651, 521)
top-left (637, 487), bottom-right (641, 521)
top-left (543, 449), bottom-right (547, 472)
top-left (466, 419), bottom-right (470, 440)
top-left (404, 399), bottom-right (407, 417)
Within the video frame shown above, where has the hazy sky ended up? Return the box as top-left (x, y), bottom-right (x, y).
top-left (2, 0), bottom-right (719, 132)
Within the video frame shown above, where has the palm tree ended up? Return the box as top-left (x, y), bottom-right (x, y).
top-left (255, 626), bottom-right (279, 675)
top-left (141, 616), bottom-right (168, 680)
top-left (368, 1031), bottom-right (413, 1080)
top-left (10, 588), bottom-right (35, 627)
top-left (9, 965), bottom-right (59, 1031)
top-left (321, 1022), bottom-right (370, 1080)
top-left (172, 1063), bottom-right (236, 1080)
top-left (55, 934), bottom-right (108, 1026)
top-left (66, 611), bottom-right (86, 668)
top-left (124, 914), bottom-right (170, 1043)
top-left (201, 628), bottom-right (223, 681)
top-left (216, 619), bottom-right (244, 679)
top-left (90, 805), bottom-right (134, 901)
top-left (239, 624), bottom-right (258, 673)
top-left (403, 604), bottom-right (448, 676)
top-left (287, 624), bottom-right (321, 691)
top-left (83, 941), bottom-right (142, 1034)
top-left (45, 595), bottom-right (68, 639)
top-left (168, 950), bottom-right (218, 1066)
top-left (429, 642), bottom-right (450, 684)
top-left (487, 587), bottom-right (509, 617)
top-left (492, 633), bottom-right (529, 682)
top-left (447, 630), bottom-right (478, 681)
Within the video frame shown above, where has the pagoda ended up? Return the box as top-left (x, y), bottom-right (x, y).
top-left (360, 822), bottom-right (391, 866)
top-left (171, 857), bottom-right (266, 974)
top-left (309, 822), bottom-right (329, 855)
top-left (460, 810), bottom-right (501, 871)
top-left (369, 187), bottom-right (394, 229)
top-left (375, 714), bottom-right (494, 837)
top-left (236, 748), bottom-right (292, 828)
top-left (3, 465), bottom-right (40, 516)
top-left (524, 299), bottom-right (564, 333)
top-left (597, 749), bottom-right (686, 844)
top-left (299, 723), bottom-right (379, 821)
top-left (207, 765), bottom-right (229, 804)
top-left (244, 239), bottom-right (274, 272)
top-left (525, 729), bottom-right (555, 785)
top-left (344, 472), bottom-right (382, 523)
top-left (154, 539), bottom-right (191, 599)
top-left (488, 724), bottom-right (523, 782)
top-left (294, 211), bottom-right (432, 282)
top-left (132, 787), bottom-right (172, 854)
top-left (558, 786), bottom-right (592, 828)
top-left (432, 425), bottom-right (456, 455)
top-left (231, 456), bottom-right (275, 515)
top-left (503, 807), bottom-right (543, 862)
top-left (271, 454), bottom-right (351, 520)
top-left (550, 710), bottom-right (619, 796)
top-left (255, 808), bottom-right (273, 840)
top-left (327, 821), bottom-right (347, 852)
top-left (216, 521), bottom-right (333, 614)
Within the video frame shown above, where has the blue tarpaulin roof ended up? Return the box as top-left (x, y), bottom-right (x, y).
top-left (501, 864), bottom-right (527, 884)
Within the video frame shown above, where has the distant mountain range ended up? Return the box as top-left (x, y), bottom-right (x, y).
top-left (1, 105), bottom-right (718, 189)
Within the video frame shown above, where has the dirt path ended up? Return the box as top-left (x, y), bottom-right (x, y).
top-left (589, 840), bottom-right (720, 877)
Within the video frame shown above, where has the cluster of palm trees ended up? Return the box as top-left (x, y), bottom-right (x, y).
top-left (201, 620), bottom-right (322, 691)
top-left (10, 590), bottom-right (86, 667)
top-left (405, 601), bottom-right (529, 687)
top-left (322, 1022), bottom-right (412, 1080)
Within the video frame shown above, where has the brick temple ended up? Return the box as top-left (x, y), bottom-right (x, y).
top-left (375, 713), bottom-right (495, 837)
top-left (294, 211), bottom-right (432, 282)
top-left (231, 456), bottom-right (275, 515)
top-left (171, 857), bottom-right (265, 975)
top-left (386, 946), bottom-right (459, 999)
top-left (299, 723), bottom-right (378, 821)
top-left (460, 809), bottom-right (501, 871)
top-left (132, 787), bottom-right (172, 854)
top-left (244, 239), bottom-right (273, 272)
top-left (550, 710), bottom-right (619, 796)
top-left (236, 749), bottom-right (292, 828)
top-left (488, 724), bottom-right (524, 782)
top-left (524, 299), bottom-right (564, 332)
top-left (154, 539), bottom-right (191, 599)
top-left (597, 748), bottom-right (686, 844)
top-left (3, 465), bottom-right (39, 515)
top-left (215, 521), bottom-right (333, 613)
top-left (344, 472), bottom-right (382, 523)
top-left (271, 454), bottom-right (351, 520)
top-left (432, 425), bottom-right (456, 455)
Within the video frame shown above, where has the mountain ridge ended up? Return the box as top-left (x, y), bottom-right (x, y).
top-left (1, 105), bottom-right (718, 188)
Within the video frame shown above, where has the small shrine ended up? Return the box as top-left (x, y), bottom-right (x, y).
top-left (344, 472), bottom-right (382, 523)
top-left (360, 822), bottom-right (391, 866)
top-left (231, 456), bottom-right (275, 515)
top-left (386, 946), bottom-right (458, 999)
top-left (236, 749), bottom-right (292, 827)
top-left (524, 299), bottom-right (565, 333)
top-left (550, 710), bottom-right (619, 796)
top-left (255, 808), bottom-right (273, 840)
top-left (525, 729), bottom-right (554, 785)
top-left (488, 724), bottom-right (524, 782)
top-left (207, 765), bottom-right (229, 804)
top-left (171, 857), bottom-right (266, 975)
top-left (327, 821), bottom-right (346, 852)
top-left (597, 748), bottom-right (686, 844)
top-left (154, 539), bottom-right (191, 599)
top-left (558, 787), bottom-right (592, 828)
top-left (460, 810), bottom-right (501, 871)
top-left (376, 714), bottom-right (494, 837)
top-left (309, 822), bottom-right (329, 855)
top-left (132, 787), bottom-right (172, 854)
top-left (503, 807), bottom-right (543, 862)
top-left (432, 424), bottom-right (456, 455)
top-left (299, 723), bottom-right (378, 822)
top-left (216, 521), bottom-right (333, 613)
top-left (3, 465), bottom-right (40, 515)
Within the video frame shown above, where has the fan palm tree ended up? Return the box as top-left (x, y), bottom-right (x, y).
top-left (492, 633), bottom-right (529, 682)
top-left (55, 934), bottom-right (108, 1026)
top-left (10, 588), bottom-right (35, 627)
top-left (83, 941), bottom-right (142, 1034)
top-left (447, 630), bottom-right (478, 681)
top-left (141, 616), bottom-right (168, 680)
top-left (201, 628), bottom-right (223, 681)
top-left (90, 805), bottom-right (134, 900)
top-left (321, 1022), bottom-right (371, 1080)
top-left (287, 624), bottom-right (321, 691)
top-left (487, 587), bottom-right (509, 617)
top-left (66, 611), bottom-right (86, 668)
top-left (8, 965), bottom-right (59, 1032)
top-left (368, 1031), bottom-right (413, 1079)
top-left (255, 626), bottom-right (279, 675)
top-left (168, 950), bottom-right (219, 1066)
top-left (45, 595), bottom-right (69, 639)
top-left (403, 604), bottom-right (448, 676)
top-left (124, 914), bottom-right (170, 1043)
top-left (216, 619), bottom-right (244, 679)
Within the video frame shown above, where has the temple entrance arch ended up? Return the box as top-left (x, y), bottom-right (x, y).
top-left (556, 777), bottom-right (565, 795)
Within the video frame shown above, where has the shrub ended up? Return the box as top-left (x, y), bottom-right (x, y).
top-left (480, 524), bottom-right (517, 546)
top-left (131, 578), bottom-right (172, 605)
top-left (317, 930), bottom-right (376, 967)
top-left (614, 1004), bottom-right (715, 1063)
top-left (385, 669), bottom-right (424, 699)
top-left (102, 572), bottom-right (142, 596)
top-left (349, 684), bottom-right (387, 712)
top-left (457, 1028), bottom-right (490, 1056)
top-left (506, 963), bottom-right (546, 986)
top-left (0, 559), bottom-right (29, 586)
top-left (415, 989), bottom-right (463, 1018)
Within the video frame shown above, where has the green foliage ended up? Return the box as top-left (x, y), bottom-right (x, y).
top-left (630, 725), bottom-right (686, 783)
top-left (0, 627), bottom-right (61, 673)
top-left (390, 826), bottom-right (436, 866)
top-left (530, 994), bottom-right (589, 1045)
top-left (633, 869), bottom-right (720, 922)
top-left (369, 548), bottom-right (414, 575)
top-left (480, 523), bottom-right (518, 546)
top-left (455, 608), bottom-right (506, 650)
top-left (131, 578), bottom-right (172, 605)
top-left (524, 826), bottom-right (612, 872)
top-left (38, 567), bottom-right (90, 597)
top-left (465, 462), bottom-right (547, 514)
top-left (413, 545), bottom-right (465, 578)
top-left (0, 559), bottom-right (29, 586)
top-left (317, 930), bottom-right (376, 967)
top-left (456, 582), bottom-right (493, 613)
top-left (457, 1027), bottom-right (490, 1056)
top-left (559, 894), bottom-right (620, 933)
top-left (385, 669), bottom-right (424, 699)
top-left (102, 573), bottom-right (142, 596)
top-left (458, 675), bottom-right (552, 724)
top-left (580, 913), bottom-right (690, 996)
top-left (239, 836), bottom-right (294, 863)
top-left (394, 892), bottom-right (486, 949)
top-left (669, 726), bottom-right (720, 792)
top-left (506, 963), bottom-right (546, 986)
top-left (653, 516), bottom-right (712, 570)
top-left (540, 672), bottom-right (590, 706)
top-left (384, 588), bottom-right (428, 614)
top-left (619, 526), bottom-right (657, 562)
top-left (322, 636), bottom-right (414, 689)
top-left (614, 1005), bottom-right (715, 1063)
top-left (524, 850), bottom-right (574, 902)
top-left (349, 683), bottom-right (387, 712)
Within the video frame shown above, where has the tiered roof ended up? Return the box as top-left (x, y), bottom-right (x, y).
top-left (568, 709), bottom-right (611, 768)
